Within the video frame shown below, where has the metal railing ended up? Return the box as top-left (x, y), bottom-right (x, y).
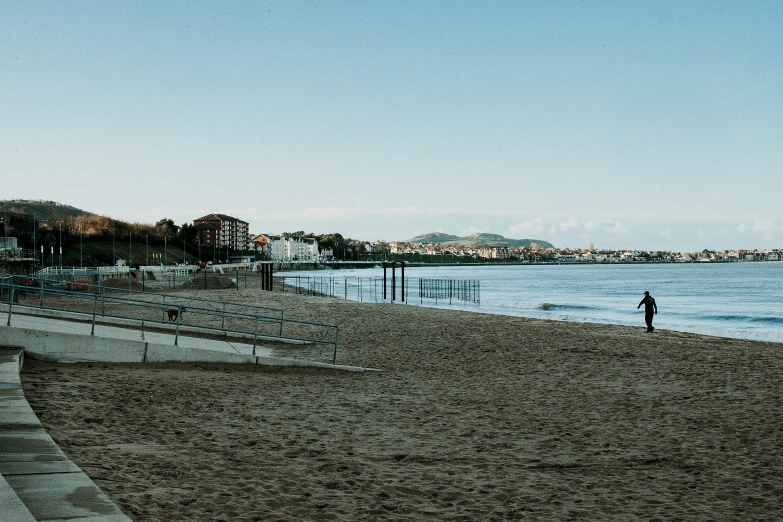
top-left (274, 275), bottom-right (481, 305)
top-left (0, 281), bottom-right (341, 364)
top-left (2, 272), bottom-right (286, 329)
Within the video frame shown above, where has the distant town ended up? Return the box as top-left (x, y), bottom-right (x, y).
top-left (0, 201), bottom-right (780, 268)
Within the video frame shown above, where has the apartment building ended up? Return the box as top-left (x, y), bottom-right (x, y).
top-left (193, 214), bottom-right (250, 251)
top-left (263, 235), bottom-right (320, 262)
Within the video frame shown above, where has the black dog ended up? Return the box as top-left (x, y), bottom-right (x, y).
top-left (166, 308), bottom-right (184, 322)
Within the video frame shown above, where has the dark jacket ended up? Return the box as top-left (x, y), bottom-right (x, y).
top-left (638, 295), bottom-right (657, 314)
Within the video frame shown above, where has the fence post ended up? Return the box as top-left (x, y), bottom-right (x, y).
top-left (6, 287), bottom-right (14, 326)
top-left (91, 294), bottom-right (98, 336)
top-left (332, 325), bottom-right (339, 365)
top-left (175, 305), bottom-right (182, 346)
top-left (221, 302), bottom-right (226, 329)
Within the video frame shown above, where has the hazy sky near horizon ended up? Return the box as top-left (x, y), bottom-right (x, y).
top-left (2, 1), bottom-right (782, 251)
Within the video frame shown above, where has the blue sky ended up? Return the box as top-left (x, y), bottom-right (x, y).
top-left (2, 1), bottom-right (781, 251)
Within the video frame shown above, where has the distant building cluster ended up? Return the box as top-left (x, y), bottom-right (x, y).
top-left (191, 214), bottom-right (322, 262)
top-left (252, 234), bottom-right (320, 263)
top-left (379, 241), bottom-right (783, 263)
top-left (186, 212), bottom-right (782, 263)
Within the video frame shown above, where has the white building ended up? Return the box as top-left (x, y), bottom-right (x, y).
top-left (266, 236), bottom-right (320, 262)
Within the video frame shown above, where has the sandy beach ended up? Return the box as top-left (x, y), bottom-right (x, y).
top-left (19, 289), bottom-right (783, 521)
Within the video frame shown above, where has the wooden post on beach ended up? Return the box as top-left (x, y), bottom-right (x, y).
top-left (382, 263), bottom-right (387, 300)
top-left (401, 261), bottom-right (405, 302)
top-left (391, 262), bottom-right (396, 302)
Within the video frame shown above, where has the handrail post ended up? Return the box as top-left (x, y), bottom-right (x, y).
top-left (279, 311), bottom-right (284, 336)
top-left (161, 296), bottom-right (166, 322)
top-left (175, 305), bottom-right (182, 346)
top-left (221, 302), bottom-right (226, 329)
top-left (253, 316), bottom-right (258, 355)
top-left (91, 294), bottom-right (98, 336)
top-left (332, 325), bottom-right (339, 365)
top-left (6, 287), bottom-right (14, 326)
top-left (40, 278), bottom-right (44, 307)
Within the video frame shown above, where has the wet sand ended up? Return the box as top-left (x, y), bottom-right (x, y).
top-left (19, 289), bottom-right (783, 520)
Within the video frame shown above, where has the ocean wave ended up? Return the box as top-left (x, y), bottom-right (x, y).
top-left (537, 303), bottom-right (598, 312)
top-left (695, 314), bottom-right (783, 326)
top-left (482, 300), bottom-right (601, 312)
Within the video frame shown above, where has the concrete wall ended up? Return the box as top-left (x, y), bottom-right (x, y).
top-left (0, 325), bottom-right (376, 371)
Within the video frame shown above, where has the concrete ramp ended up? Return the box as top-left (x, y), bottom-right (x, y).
top-left (0, 310), bottom-right (378, 371)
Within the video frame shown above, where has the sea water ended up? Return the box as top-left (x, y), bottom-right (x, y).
top-left (284, 262), bottom-right (783, 343)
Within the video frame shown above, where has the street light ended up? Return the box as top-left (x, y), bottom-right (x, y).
top-left (32, 217), bottom-right (36, 263)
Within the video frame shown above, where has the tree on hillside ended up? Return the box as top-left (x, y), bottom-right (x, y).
top-left (178, 223), bottom-right (196, 243)
top-left (155, 218), bottom-right (179, 238)
top-left (282, 231), bottom-right (316, 239)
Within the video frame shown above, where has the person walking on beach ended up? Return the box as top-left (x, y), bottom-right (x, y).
top-left (637, 291), bottom-right (657, 332)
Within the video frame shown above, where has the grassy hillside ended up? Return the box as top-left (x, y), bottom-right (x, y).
top-left (407, 231), bottom-right (554, 249)
top-left (48, 240), bottom-right (202, 268)
top-left (0, 199), bottom-right (93, 222)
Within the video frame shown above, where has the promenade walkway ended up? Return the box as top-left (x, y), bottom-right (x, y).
top-left (2, 309), bottom-right (276, 359)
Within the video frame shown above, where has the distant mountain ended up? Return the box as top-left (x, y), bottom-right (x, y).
top-left (408, 232), bottom-right (461, 244)
top-left (407, 232), bottom-right (553, 249)
top-left (0, 199), bottom-right (94, 222)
